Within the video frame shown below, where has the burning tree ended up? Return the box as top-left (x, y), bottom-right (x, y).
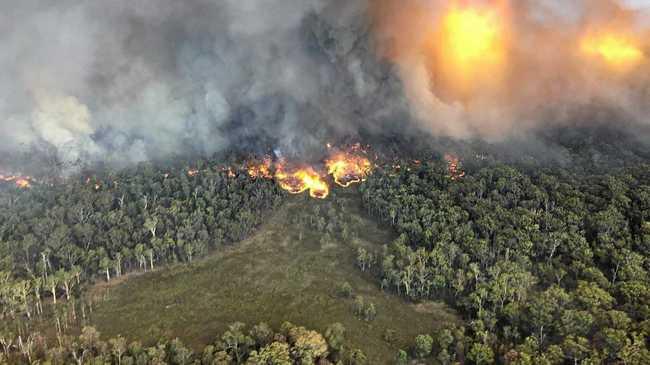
top-left (444, 154), bottom-right (465, 180)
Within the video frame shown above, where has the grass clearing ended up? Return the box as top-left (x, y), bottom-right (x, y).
top-left (87, 192), bottom-right (459, 363)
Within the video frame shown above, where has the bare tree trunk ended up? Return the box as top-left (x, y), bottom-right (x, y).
top-left (41, 254), bottom-right (48, 280)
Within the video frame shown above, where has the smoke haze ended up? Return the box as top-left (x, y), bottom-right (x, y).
top-left (372, 0), bottom-right (650, 140)
top-left (1, 0), bottom-right (649, 174)
top-left (0, 0), bottom-right (401, 172)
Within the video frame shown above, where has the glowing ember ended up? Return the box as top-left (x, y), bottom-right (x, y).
top-left (581, 33), bottom-right (643, 69)
top-left (15, 178), bottom-right (31, 189)
top-left (187, 169), bottom-right (200, 177)
top-left (218, 166), bottom-right (236, 178)
top-left (275, 164), bottom-right (329, 199)
top-left (444, 153), bottom-right (465, 181)
top-left (325, 152), bottom-right (372, 187)
top-left (247, 157), bottom-right (273, 179)
top-left (0, 174), bottom-right (34, 189)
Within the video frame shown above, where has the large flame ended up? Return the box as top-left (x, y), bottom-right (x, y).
top-left (246, 146), bottom-right (375, 199)
top-left (325, 152), bottom-right (372, 187)
top-left (275, 164), bottom-right (329, 199)
top-left (0, 146), bottom-right (373, 199)
top-left (371, 0), bottom-right (650, 139)
top-left (442, 7), bottom-right (503, 67)
top-left (581, 32), bottom-right (644, 70)
top-left (430, 3), bottom-right (507, 99)
top-left (247, 157), bottom-right (273, 179)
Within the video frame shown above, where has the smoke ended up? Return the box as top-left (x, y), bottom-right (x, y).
top-left (0, 0), bottom-right (405, 173)
top-left (1, 0), bottom-right (650, 175)
top-left (371, 0), bottom-right (650, 140)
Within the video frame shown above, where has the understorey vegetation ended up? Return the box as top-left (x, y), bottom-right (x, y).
top-left (1, 140), bottom-right (650, 363)
top-left (0, 156), bottom-right (283, 337)
top-left (0, 321), bottom-right (361, 365)
top-left (360, 160), bottom-right (650, 363)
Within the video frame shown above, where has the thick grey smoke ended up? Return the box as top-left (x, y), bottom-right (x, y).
top-left (2, 0), bottom-right (649, 175)
top-left (0, 0), bottom-right (408, 173)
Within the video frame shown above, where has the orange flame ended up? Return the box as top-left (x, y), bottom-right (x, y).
top-left (15, 178), bottom-right (32, 189)
top-left (275, 164), bottom-right (329, 199)
top-left (187, 169), bottom-right (200, 177)
top-left (325, 152), bottom-right (373, 187)
top-left (581, 32), bottom-right (644, 70)
top-left (247, 157), bottom-right (273, 179)
top-left (444, 153), bottom-right (465, 180)
top-left (429, 2), bottom-right (508, 99)
top-left (442, 6), bottom-right (503, 67)
top-left (84, 176), bottom-right (104, 191)
top-left (219, 166), bottom-right (236, 178)
top-left (0, 174), bottom-right (34, 189)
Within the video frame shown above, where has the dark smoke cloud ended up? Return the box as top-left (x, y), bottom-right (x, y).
top-left (0, 0), bottom-right (410, 173)
top-left (1, 0), bottom-right (649, 175)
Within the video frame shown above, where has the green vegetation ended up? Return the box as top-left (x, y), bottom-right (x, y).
top-left (360, 160), bottom-right (650, 363)
top-left (2, 144), bottom-right (650, 363)
top-left (1, 321), bottom-right (364, 364)
top-left (0, 157), bottom-right (281, 320)
top-left (86, 196), bottom-right (458, 363)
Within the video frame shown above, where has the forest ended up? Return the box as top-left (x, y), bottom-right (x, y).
top-left (4, 0), bottom-right (650, 363)
top-left (2, 321), bottom-right (358, 364)
top-left (359, 158), bottom-right (650, 363)
top-left (0, 141), bottom-right (649, 364)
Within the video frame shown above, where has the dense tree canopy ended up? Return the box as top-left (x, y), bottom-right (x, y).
top-left (360, 160), bottom-right (650, 363)
top-left (0, 157), bottom-right (283, 324)
top-left (1, 145), bottom-right (650, 363)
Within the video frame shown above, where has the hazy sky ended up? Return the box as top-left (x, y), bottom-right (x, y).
top-left (623, 0), bottom-right (650, 8)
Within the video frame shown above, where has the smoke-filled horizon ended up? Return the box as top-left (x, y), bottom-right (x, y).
top-left (1, 0), bottom-right (398, 173)
top-left (372, 0), bottom-right (650, 138)
top-left (1, 0), bottom-right (649, 174)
